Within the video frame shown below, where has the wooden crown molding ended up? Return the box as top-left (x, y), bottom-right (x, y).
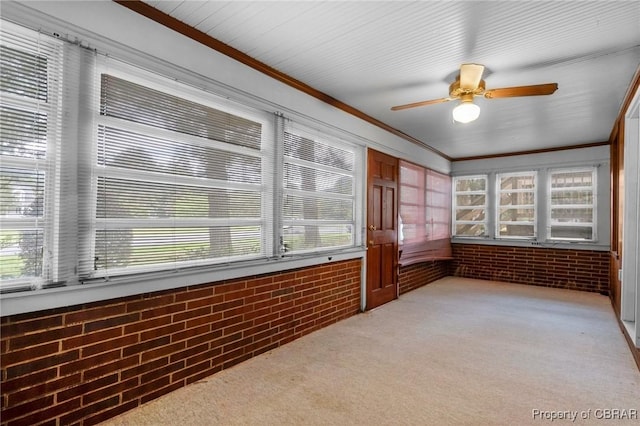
top-left (452, 141), bottom-right (610, 162)
top-left (113, 0), bottom-right (451, 161)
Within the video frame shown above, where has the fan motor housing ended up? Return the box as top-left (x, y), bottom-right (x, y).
top-left (450, 78), bottom-right (486, 98)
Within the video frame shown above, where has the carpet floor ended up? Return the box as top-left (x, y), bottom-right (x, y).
top-left (101, 277), bottom-right (640, 425)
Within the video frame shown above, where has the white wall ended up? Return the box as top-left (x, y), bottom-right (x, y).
top-left (451, 145), bottom-right (609, 174)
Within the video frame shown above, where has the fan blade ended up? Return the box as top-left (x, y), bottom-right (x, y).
top-left (484, 83), bottom-right (558, 99)
top-left (391, 97), bottom-right (453, 111)
top-left (459, 63), bottom-right (485, 90)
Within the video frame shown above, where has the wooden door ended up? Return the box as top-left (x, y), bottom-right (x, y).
top-left (366, 149), bottom-right (398, 310)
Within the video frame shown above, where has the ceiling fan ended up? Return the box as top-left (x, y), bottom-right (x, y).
top-left (391, 63), bottom-right (558, 123)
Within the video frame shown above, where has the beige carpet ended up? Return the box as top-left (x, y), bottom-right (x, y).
top-left (101, 277), bottom-right (640, 425)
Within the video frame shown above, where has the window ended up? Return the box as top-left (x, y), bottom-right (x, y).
top-left (426, 169), bottom-right (451, 241)
top-left (399, 161), bottom-right (451, 264)
top-left (453, 167), bottom-right (606, 245)
top-left (282, 124), bottom-right (357, 254)
top-left (496, 171), bottom-right (536, 238)
top-left (0, 23), bottom-right (64, 291)
top-left (84, 71), bottom-right (272, 278)
top-left (399, 161), bottom-right (426, 244)
top-left (0, 20), bottom-right (365, 300)
top-left (548, 168), bottom-right (596, 241)
top-left (452, 175), bottom-right (487, 237)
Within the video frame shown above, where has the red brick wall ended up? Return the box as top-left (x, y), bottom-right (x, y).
top-left (0, 259), bottom-right (361, 426)
top-left (398, 261), bottom-right (449, 295)
top-left (450, 243), bottom-right (609, 293)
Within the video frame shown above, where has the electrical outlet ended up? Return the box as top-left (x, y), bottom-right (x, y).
top-left (618, 269), bottom-right (623, 281)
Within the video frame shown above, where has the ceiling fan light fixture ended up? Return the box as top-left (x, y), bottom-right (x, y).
top-left (452, 100), bottom-right (480, 123)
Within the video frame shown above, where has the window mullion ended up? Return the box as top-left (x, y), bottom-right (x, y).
top-left (272, 114), bottom-right (285, 257)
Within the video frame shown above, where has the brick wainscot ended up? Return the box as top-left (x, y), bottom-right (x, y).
top-left (1, 259), bottom-right (361, 426)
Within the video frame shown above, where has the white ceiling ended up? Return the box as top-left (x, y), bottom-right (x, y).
top-left (143, 1), bottom-right (640, 159)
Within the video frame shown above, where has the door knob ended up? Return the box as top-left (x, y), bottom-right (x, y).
top-left (368, 225), bottom-right (376, 231)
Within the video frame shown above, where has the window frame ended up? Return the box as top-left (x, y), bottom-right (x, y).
top-left (81, 60), bottom-right (276, 280)
top-left (281, 122), bottom-right (362, 256)
top-left (399, 160), bottom-right (452, 265)
top-left (452, 165), bottom-right (607, 247)
top-left (452, 174), bottom-right (489, 238)
top-left (0, 22), bottom-right (65, 292)
top-left (425, 169), bottom-right (452, 242)
top-left (495, 170), bottom-right (537, 240)
top-left (399, 161), bottom-right (428, 245)
top-left (547, 166), bottom-right (597, 242)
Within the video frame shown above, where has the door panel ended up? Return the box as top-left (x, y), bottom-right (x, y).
top-left (371, 185), bottom-right (382, 231)
top-left (382, 242), bottom-right (396, 286)
top-left (366, 149), bottom-right (398, 310)
top-left (367, 244), bottom-right (382, 291)
top-left (384, 187), bottom-right (395, 230)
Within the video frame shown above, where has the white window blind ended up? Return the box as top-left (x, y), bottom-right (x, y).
top-left (496, 171), bottom-right (537, 238)
top-left (282, 123), bottom-right (356, 253)
top-left (0, 22), bottom-right (64, 292)
top-left (453, 175), bottom-right (488, 237)
top-left (399, 162), bottom-right (452, 243)
top-left (399, 161), bottom-right (426, 244)
top-left (82, 70), bottom-right (271, 278)
top-left (426, 169), bottom-right (451, 241)
top-left (399, 161), bottom-right (452, 263)
top-left (548, 168), bottom-right (596, 241)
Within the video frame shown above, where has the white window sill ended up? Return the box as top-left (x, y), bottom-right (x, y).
top-left (451, 237), bottom-right (610, 252)
top-left (0, 248), bottom-right (366, 316)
